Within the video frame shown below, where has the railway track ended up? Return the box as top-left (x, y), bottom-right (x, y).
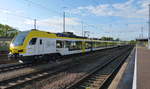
top-left (0, 63), bottom-right (37, 73)
top-left (32, 46), bottom-right (132, 89)
top-left (0, 46), bottom-right (120, 74)
top-left (66, 47), bottom-right (132, 89)
top-left (0, 49), bottom-right (111, 89)
top-left (0, 46), bottom-right (132, 89)
top-left (0, 62), bottom-right (72, 89)
top-left (39, 46), bottom-right (133, 89)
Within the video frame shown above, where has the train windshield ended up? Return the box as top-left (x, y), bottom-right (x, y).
top-left (12, 31), bottom-right (29, 46)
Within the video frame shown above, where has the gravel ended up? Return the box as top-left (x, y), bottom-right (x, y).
top-left (21, 47), bottom-right (127, 89)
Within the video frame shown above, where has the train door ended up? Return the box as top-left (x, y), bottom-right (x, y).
top-left (38, 39), bottom-right (44, 54)
top-left (90, 41), bottom-right (93, 51)
top-left (27, 38), bottom-right (37, 55)
top-left (82, 41), bottom-right (86, 53)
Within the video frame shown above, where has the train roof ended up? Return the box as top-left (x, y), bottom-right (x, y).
top-left (23, 29), bottom-right (119, 43)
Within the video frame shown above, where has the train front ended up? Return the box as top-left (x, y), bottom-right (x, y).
top-left (8, 31), bottom-right (29, 61)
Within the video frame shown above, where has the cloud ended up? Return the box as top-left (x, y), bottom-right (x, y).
top-left (0, 8), bottom-right (25, 15)
top-left (0, 9), bottom-right (11, 14)
top-left (69, 0), bottom-right (149, 19)
top-left (24, 17), bottom-right (81, 33)
top-left (25, 17), bottom-right (80, 26)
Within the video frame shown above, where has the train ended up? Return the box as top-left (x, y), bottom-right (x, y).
top-left (8, 30), bottom-right (123, 63)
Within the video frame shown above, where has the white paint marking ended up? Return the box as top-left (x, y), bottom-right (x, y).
top-left (132, 46), bottom-right (137, 89)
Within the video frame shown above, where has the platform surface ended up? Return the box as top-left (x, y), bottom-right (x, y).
top-left (137, 47), bottom-right (150, 89)
top-left (116, 48), bottom-right (135, 89)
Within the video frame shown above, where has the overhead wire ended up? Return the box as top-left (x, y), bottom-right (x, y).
top-left (0, 8), bottom-right (33, 20)
top-left (23, 0), bottom-right (62, 16)
top-left (1, 0), bottom-right (107, 37)
top-left (23, 0), bottom-right (100, 30)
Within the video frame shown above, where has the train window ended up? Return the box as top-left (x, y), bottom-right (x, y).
top-left (70, 41), bottom-right (76, 50)
top-left (29, 38), bottom-right (37, 45)
top-left (12, 31), bottom-right (29, 46)
top-left (40, 39), bottom-right (42, 45)
top-left (85, 42), bottom-right (92, 49)
top-left (65, 41), bottom-right (71, 48)
top-left (66, 41), bottom-right (82, 51)
top-left (76, 41), bottom-right (82, 50)
top-left (56, 40), bottom-right (64, 48)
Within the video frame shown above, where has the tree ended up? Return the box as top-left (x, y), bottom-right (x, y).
top-left (101, 36), bottom-right (114, 41)
top-left (129, 40), bottom-right (136, 45)
top-left (0, 24), bottom-right (4, 36)
top-left (115, 38), bottom-right (120, 41)
top-left (0, 24), bottom-right (19, 37)
top-left (4, 25), bottom-right (12, 37)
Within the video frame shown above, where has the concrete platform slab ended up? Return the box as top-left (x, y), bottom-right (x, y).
top-left (108, 48), bottom-right (135, 89)
top-left (108, 46), bottom-right (150, 89)
top-left (116, 48), bottom-right (135, 89)
top-left (137, 47), bottom-right (150, 89)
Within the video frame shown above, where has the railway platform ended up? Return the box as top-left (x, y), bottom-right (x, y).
top-left (136, 47), bottom-right (150, 89)
top-left (108, 46), bottom-right (150, 89)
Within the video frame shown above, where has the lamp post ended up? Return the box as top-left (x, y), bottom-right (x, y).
top-left (63, 11), bottom-right (65, 33)
top-left (62, 7), bottom-right (67, 33)
top-left (34, 19), bottom-right (36, 30)
top-left (148, 4), bottom-right (150, 49)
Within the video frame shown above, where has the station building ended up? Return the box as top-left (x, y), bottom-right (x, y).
top-left (136, 38), bottom-right (148, 47)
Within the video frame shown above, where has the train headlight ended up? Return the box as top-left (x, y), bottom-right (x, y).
top-left (10, 43), bottom-right (14, 47)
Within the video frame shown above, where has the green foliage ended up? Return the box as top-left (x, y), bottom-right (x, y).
top-left (115, 38), bottom-right (120, 41)
top-left (0, 23), bottom-right (19, 37)
top-left (129, 40), bottom-right (136, 45)
top-left (100, 36), bottom-right (114, 41)
top-left (0, 24), bottom-right (19, 52)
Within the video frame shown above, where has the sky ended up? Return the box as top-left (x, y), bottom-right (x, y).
top-left (0, 0), bottom-right (149, 40)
